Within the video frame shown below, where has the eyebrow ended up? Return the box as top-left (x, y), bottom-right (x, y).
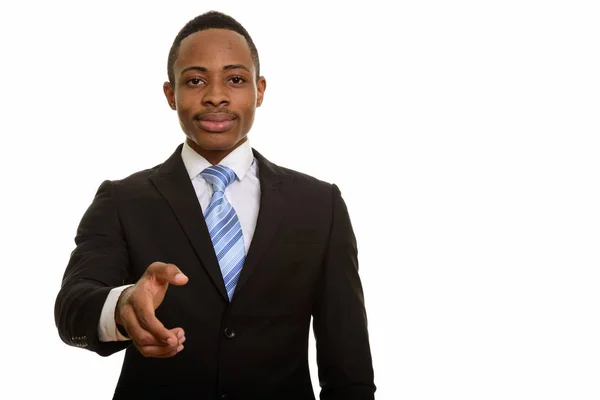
top-left (223, 64), bottom-right (251, 72)
top-left (180, 64), bottom-right (251, 76)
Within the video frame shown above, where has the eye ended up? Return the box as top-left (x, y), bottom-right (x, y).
top-left (186, 78), bottom-right (204, 86)
top-left (228, 76), bottom-right (246, 85)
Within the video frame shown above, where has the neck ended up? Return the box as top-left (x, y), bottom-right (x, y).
top-left (186, 137), bottom-right (248, 165)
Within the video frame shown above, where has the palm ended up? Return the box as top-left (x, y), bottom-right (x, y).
top-left (145, 275), bottom-right (170, 310)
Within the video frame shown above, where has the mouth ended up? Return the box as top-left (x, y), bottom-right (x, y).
top-left (196, 113), bottom-right (237, 133)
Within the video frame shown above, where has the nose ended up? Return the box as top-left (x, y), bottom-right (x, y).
top-left (202, 82), bottom-right (229, 107)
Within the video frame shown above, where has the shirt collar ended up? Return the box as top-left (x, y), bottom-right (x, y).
top-left (181, 139), bottom-right (254, 181)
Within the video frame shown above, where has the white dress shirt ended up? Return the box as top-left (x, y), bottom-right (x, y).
top-left (98, 139), bottom-right (261, 342)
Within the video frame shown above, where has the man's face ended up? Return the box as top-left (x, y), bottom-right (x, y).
top-left (164, 29), bottom-right (266, 158)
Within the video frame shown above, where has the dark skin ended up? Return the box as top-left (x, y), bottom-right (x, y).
top-left (115, 29), bottom-right (267, 358)
top-left (164, 28), bottom-right (266, 164)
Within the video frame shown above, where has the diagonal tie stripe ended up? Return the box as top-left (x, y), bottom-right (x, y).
top-left (204, 195), bottom-right (226, 218)
top-left (201, 165), bottom-right (245, 301)
top-left (220, 247), bottom-right (244, 277)
top-left (215, 228), bottom-right (244, 259)
top-left (202, 165), bottom-right (236, 192)
top-left (207, 205), bottom-right (236, 234)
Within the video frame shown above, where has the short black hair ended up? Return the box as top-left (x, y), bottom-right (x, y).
top-left (167, 11), bottom-right (260, 84)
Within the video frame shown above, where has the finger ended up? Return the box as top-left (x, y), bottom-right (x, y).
top-left (120, 306), bottom-right (166, 346)
top-left (136, 343), bottom-right (184, 358)
top-left (135, 327), bottom-right (185, 347)
top-left (147, 262), bottom-right (189, 286)
top-left (123, 295), bottom-right (175, 346)
top-left (122, 308), bottom-right (183, 349)
top-left (122, 290), bottom-right (185, 347)
top-left (170, 327), bottom-right (185, 345)
top-left (133, 328), bottom-right (172, 347)
top-left (132, 297), bottom-right (177, 346)
top-left (170, 327), bottom-right (185, 340)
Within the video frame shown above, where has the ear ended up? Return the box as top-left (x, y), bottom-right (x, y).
top-left (256, 76), bottom-right (267, 107)
top-left (163, 81), bottom-right (176, 110)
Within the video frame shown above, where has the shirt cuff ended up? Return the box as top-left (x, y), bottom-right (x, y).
top-left (98, 284), bottom-right (134, 342)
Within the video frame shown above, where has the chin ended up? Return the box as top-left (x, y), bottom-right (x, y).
top-left (189, 132), bottom-right (245, 151)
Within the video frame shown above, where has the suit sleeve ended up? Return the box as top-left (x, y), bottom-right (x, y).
top-left (312, 184), bottom-right (376, 399)
top-left (54, 180), bottom-right (132, 356)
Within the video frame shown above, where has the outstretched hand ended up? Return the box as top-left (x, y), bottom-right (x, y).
top-left (116, 262), bottom-right (189, 358)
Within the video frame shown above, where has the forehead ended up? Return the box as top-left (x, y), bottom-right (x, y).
top-left (175, 28), bottom-right (254, 71)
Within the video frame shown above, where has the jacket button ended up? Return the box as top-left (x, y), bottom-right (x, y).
top-left (224, 328), bottom-right (236, 339)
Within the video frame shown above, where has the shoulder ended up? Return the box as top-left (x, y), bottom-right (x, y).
top-left (104, 145), bottom-right (185, 192)
top-left (253, 148), bottom-right (335, 194)
top-left (92, 161), bottom-right (167, 204)
top-left (280, 165), bottom-right (332, 190)
top-left (260, 157), bottom-right (340, 210)
top-left (109, 163), bottom-right (161, 190)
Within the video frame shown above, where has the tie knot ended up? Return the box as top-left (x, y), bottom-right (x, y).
top-left (200, 165), bottom-right (237, 192)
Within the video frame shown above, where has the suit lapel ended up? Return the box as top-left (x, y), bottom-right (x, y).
top-left (148, 145), bottom-right (229, 302)
top-left (232, 149), bottom-right (292, 300)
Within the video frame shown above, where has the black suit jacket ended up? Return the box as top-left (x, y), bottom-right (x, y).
top-left (55, 145), bottom-right (375, 399)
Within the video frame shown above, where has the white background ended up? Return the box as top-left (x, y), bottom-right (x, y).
top-left (1, 0), bottom-right (599, 399)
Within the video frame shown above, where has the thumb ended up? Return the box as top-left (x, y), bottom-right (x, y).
top-left (147, 262), bottom-right (189, 286)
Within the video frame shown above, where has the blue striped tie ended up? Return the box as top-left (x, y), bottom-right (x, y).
top-left (201, 165), bottom-right (245, 301)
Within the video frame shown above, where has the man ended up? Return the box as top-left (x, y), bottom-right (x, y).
top-left (55, 11), bottom-right (375, 400)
